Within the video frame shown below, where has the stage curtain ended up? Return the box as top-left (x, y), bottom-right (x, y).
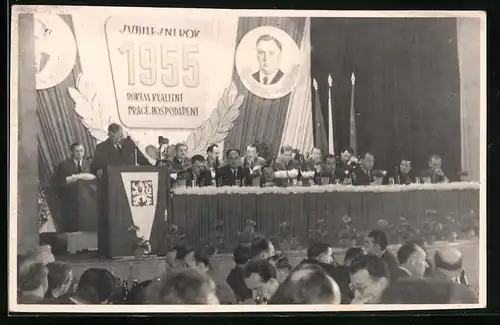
top-left (311, 18), bottom-right (462, 179)
top-left (224, 17), bottom-right (306, 156)
top-left (37, 14), bottom-right (96, 230)
top-left (456, 18), bottom-right (481, 182)
top-left (280, 17), bottom-right (314, 154)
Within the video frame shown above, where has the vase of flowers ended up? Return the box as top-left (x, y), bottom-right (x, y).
top-left (237, 220), bottom-right (258, 247)
top-left (270, 222), bottom-right (302, 254)
top-left (199, 220), bottom-right (225, 257)
top-left (308, 218), bottom-right (329, 247)
top-left (338, 215), bottom-right (360, 248)
top-left (423, 209), bottom-right (444, 243)
top-left (129, 225), bottom-right (152, 260)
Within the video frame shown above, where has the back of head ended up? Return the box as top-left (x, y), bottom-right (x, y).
top-left (270, 267), bottom-right (341, 304)
top-left (127, 279), bottom-right (153, 304)
top-left (157, 268), bottom-right (217, 304)
top-left (18, 261), bottom-right (48, 293)
top-left (397, 243), bottom-right (420, 264)
top-left (307, 242), bottom-right (330, 260)
top-left (344, 247), bottom-right (365, 265)
top-left (368, 230), bottom-right (388, 251)
top-left (434, 247), bottom-right (462, 271)
top-left (250, 237), bottom-right (271, 259)
top-left (349, 254), bottom-right (389, 279)
top-left (381, 278), bottom-right (478, 304)
top-left (77, 268), bottom-right (117, 304)
top-left (46, 261), bottom-right (73, 294)
top-left (244, 260), bottom-right (277, 282)
top-left (233, 244), bottom-right (251, 265)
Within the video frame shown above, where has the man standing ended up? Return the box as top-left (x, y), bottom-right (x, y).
top-left (91, 123), bottom-right (151, 176)
top-left (55, 142), bottom-right (94, 232)
top-left (352, 152), bottom-right (376, 186)
top-left (168, 143), bottom-right (191, 174)
top-left (216, 149), bottom-right (252, 187)
top-left (206, 144), bottom-right (221, 170)
top-left (176, 155), bottom-right (213, 187)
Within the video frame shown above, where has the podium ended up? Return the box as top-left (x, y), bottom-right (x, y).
top-left (98, 165), bottom-right (167, 257)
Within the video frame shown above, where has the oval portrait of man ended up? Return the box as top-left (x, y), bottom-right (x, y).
top-left (235, 26), bottom-right (302, 100)
top-left (35, 13), bottom-right (78, 90)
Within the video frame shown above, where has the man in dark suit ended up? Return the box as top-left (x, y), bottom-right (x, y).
top-left (303, 147), bottom-right (323, 172)
top-left (352, 152), bottom-right (376, 186)
top-left (216, 149), bottom-right (252, 187)
top-left (274, 145), bottom-right (301, 171)
top-left (55, 142), bottom-right (93, 232)
top-left (90, 123), bottom-right (151, 176)
top-left (365, 230), bottom-right (400, 282)
top-left (176, 155), bottom-right (213, 187)
top-left (252, 34), bottom-right (284, 86)
top-left (167, 143), bottom-right (192, 174)
top-left (421, 154), bottom-right (449, 184)
top-left (394, 243), bottom-right (428, 281)
top-left (320, 154), bottom-right (348, 184)
top-left (384, 158), bottom-right (422, 185)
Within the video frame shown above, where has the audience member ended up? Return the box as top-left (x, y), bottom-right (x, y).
top-left (18, 262), bottom-right (49, 304)
top-left (433, 247), bottom-right (466, 284)
top-left (243, 260), bottom-right (280, 304)
top-left (41, 261), bottom-right (73, 303)
top-left (62, 268), bottom-right (118, 304)
top-left (365, 230), bottom-right (399, 281)
top-left (349, 254), bottom-right (389, 304)
top-left (407, 239), bottom-right (433, 277)
top-left (270, 266), bottom-right (341, 304)
top-left (250, 237), bottom-right (275, 261)
top-left (270, 255), bottom-right (292, 283)
top-left (344, 247), bottom-right (366, 266)
top-left (156, 268), bottom-right (219, 304)
top-left (126, 279), bottom-right (153, 304)
top-left (395, 243), bottom-right (428, 280)
top-left (227, 244), bottom-right (252, 302)
top-left (380, 278), bottom-right (478, 304)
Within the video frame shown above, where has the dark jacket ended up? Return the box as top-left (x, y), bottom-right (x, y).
top-left (381, 250), bottom-right (400, 281)
top-left (274, 158), bottom-right (301, 171)
top-left (56, 158), bottom-right (92, 185)
top-left (216, 165), bottom-right (252, 187)
top-left (226, 266), bottom-right (252, 302)
top-left (252, 69), bottom-right (284, 85)
top-left (392, 266), bottom-right (413, 282)
top-left (177, 167), bottom-right (213, 187)
top-left (352, 167), bottom-right (374, 186)
top-left (319, 169), bottom-right (347, 184)
top-left (91, 138), bottom-right (150, 175)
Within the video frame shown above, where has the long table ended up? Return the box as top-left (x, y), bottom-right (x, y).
top-left (170, 183), bottom-right (480, 248)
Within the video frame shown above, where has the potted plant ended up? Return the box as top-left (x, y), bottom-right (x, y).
top-left (199, 220), bottom-right (226, 257)
top-left (269, 222), bottom-right (302, 254)
top-left (376, 218), bottom-right (397, 244)
top-left (422, 209), bottom-right (444, 244)
top-left (129, 225), bottom-right (152, 260)
top-left (237, 220), bottom-right (259, 247)
top-left (394, 217), bottom-right (420, 244)
top-left (308, 218), bottom-right (329, 247)
top-left (460, 209), bottom-right (479, 239)
top-left (337, 215), bottom-right (360, 248)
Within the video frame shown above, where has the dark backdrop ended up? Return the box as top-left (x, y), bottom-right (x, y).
top-left (310, 18), bottom-right (461, 179)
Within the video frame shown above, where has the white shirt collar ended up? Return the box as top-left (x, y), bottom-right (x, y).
top-left (259, 70), bottom-right (279, 85)
top-left (73, 158), bottom-right (82, 165)
top-left (399, 266), bottom-right (412, 275)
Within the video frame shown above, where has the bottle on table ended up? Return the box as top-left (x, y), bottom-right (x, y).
top-left (132, 279), bottom-right (139, 288)
top-left (122, 279), bottom-right (129, 301)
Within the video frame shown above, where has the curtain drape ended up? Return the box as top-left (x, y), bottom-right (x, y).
top-left (224, 17), bottom-right (306, 156)
top-left (37, 14), bottom-right (96, 230)
top-left (279, 17), bottom-right (314, 153)
top-left (456, 18), bottom-right (481, 182)
top-left (311, 18), bottom-right (462, 179)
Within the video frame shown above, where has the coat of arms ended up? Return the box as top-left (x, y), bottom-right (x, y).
top-left (130, 180), bottom-right (154, 207)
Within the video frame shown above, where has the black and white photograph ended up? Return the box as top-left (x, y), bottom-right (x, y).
top-left (10, 6), bottom-right (485, 312)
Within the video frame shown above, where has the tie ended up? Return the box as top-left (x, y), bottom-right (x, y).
top-left (117, 145), bottom-right (122, 155)
top-left (263, 76), bottom-right (268, 85)
top-left (77, 161), bottom-right (82, 174)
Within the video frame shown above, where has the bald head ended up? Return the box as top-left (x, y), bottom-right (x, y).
top-left (434, 247), bottom-right (462, 271)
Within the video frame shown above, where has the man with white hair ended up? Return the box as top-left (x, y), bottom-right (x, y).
top-left (433, 247), bottom-right (466, 284)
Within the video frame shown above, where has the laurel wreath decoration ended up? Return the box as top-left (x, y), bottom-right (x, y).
top-left (186, 82), bottom-right (244, 156)
top-left (68, 74), bottom-right (112, 143)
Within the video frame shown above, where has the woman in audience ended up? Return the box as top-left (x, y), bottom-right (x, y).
top-left (243, 260), bottom-right (280, 304)
top-left (155, 268), bottom-right (219, 304)
top-left (60, 268), bottom-right (118, 304)
top-left (41, 261), bottom-right (74, 303)
top-left (18, 262), bottom-right (49, 304)
top-left (269, 266), bottom-right (341, 304)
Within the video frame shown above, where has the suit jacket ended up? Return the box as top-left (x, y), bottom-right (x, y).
top-left (216, 165), bottom-right (252, 187)
top-left (393, 266), bottom-right (412, 281)
top-left (252, 69), bottom-right (284, 85)
top-left (167, 156), bottom-right (192, 174)
top-left (274, 158), bottom-right (301, 171)
top-left (320, 168), bottom-right (347, 184)
top-left (420, 168), bottom-right (447, 184)
top-left (383, 169), bottom-right (422, 185)
top-left (177, 167), bottom-right (213, 187)
top-left (303, 159), bottom-right (321, 172)
top-left (241, 156), bottom-right (266, 170)
top-left (352, 167), bottom-right (374, 186)
top-left (56, 158), bottom-right (91, 186)
top-left (381, 250), bottom-right (400, 281)
top-left (226, 266), bottom-right (253, 302)
top-left (90, 138), bottom-right (150, 175)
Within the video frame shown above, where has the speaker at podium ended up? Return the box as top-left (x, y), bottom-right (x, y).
top-left (98, 165), bottom-right (167, 257)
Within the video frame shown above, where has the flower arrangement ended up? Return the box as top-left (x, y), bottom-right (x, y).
top-left (199, 220), bottom-right (226, 257)
top-left (422, 209), bottom-right (444, 243)
top-left (443, 213), bottom-right (459, 241)
top-left (237, 220), bottom-right (259, 247)
top-left (337, 215), bottom-right (361, 247)
top-left (38, 183), bottom-right (51, 229)
top-left (269, 221), bottom-right (302, 253)
top-left (459, 209), bottom-right (479, 239)
top-left (128, 225), bottom-right (152, 256)
top-left (308, 218), bottom-right (330, 247)
top-left (162, 224), bottom-right (186, 252)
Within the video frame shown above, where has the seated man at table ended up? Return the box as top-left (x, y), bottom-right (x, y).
top-left (274, 145), bottom-right (301, 171)
top-left (303, 147), bottom-right (323, 172)
top-left (241, 144), bottom-right (266, 170)
top-left (385, 158), bottom-right (422, 185)
top-left (421, 154), bottom-right (449, 184)
top-left (338, 147), bottom-right (358, 175)
top-left (260, 164), bottom-right (277, 187)
top-left (205, 144), bottom-right (222, 170)
top-left (55, 142), bottom-right (96, 232)
top-left (352, 152), bottom-right (376, 186)
top-left (176, 155), bottom-right (213, 187)
top-left (320, 154), bottom-right (349, 185)
top-left (168, 143), bottom-right (192, 174)
top-left (216, 149), bottom-right (252, 187)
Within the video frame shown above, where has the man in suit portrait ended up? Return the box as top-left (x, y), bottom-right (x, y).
top-left (352, 152), bottom-right (376, 186)
top-left (216, 149), bottom-right (252, 187)
top-left (55, 142), bottom-right (92, 232)
top-left (90, 123), bottom-right (150, 177)
top-left (176, 155), bottom-right (213, 187)
top-left (252, 34), bottom-right (284, 86)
